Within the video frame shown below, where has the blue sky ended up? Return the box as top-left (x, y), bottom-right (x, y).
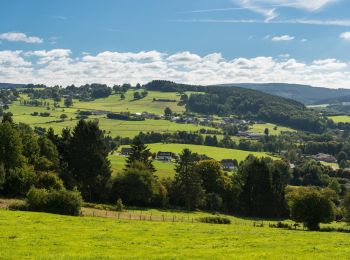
top-left (1, 0), bottom-right (350, 87)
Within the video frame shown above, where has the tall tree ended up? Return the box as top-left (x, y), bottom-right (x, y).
top-left (64, 97), bottom-right (73, 107)
top-left (238, 156), bottom-right (287, 217)
top-left (67, 120), bottom-right (111, 201)
top-left (125, 137), bottom-right (155, 172)
top-left (0, 122), bottom-right (23, 170)
top-left (172, 149), bottom-right (205, 210)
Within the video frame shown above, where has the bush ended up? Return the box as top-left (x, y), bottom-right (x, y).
top-left (35, 172), bottom-right (64, 191)
top-left (116, 198), bottom-right (124, 211)
top-left (26, 187), bottom-right (82, 216)
top-left (3, 166), bottom-right (36, 197)
top-left (8, 200), bottom-right (29, 211)
top-left (197, 216), bottom-right (231, 224)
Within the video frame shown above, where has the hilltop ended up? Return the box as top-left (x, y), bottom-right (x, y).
top-left (218, 83), bottom-right (350, 105)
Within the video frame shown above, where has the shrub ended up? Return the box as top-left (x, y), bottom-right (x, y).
top-left (8, 200), bottom-right (29, 211)
top-left (3, 166), bottom-right (36, 197)
top-left (197, 216), bottom-right (231, 224)
top-left (35, 172), bottom-right (64, 191)
top-left (116, 198), bottom-right (124, 211)
top-left (26, 187), bottom-right (82, 216)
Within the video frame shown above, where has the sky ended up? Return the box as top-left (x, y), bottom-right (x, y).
top-left (1, 0), bottom-right (350, 88)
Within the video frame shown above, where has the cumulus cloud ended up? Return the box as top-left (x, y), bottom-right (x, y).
top-left (0, 49), bottom-right (350, 88)
top-left (271, 35), bottom-right (295, 41)
top-left (0, 32), bottom-right (43, 44)
top-left (340, 32), bottom-right (350, 40)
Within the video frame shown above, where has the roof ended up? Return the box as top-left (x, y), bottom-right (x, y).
top-left (157, 151), bottom-right (173, 156)
top-left (121, 147), bottom-right (133, 152)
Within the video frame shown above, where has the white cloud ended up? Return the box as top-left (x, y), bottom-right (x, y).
top-left (0, 32), bottom-right (43, 44)
top-left (232, 0), bottom-right (338, 21)
top-left (340, 32), bottom-right (350, 40)
top-left (174, 18), bottom-right (350, 27)
top-left (1, 49), bottom-right (350, 88)
top-left (272, 35), bottom-right (294, 41)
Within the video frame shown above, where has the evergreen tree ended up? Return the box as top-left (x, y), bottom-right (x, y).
top-left (172, 149), bottom-right (205, 210)
top-left (0, 122), bottom-right (23, 170)
top-left (64, 97), bottom-right (73, 107)
top-left (238, 156), bottom-right (286, 217)
top-left (125, 137), bottom-right (155, 172)
top-left (67, 120), bottom-right (111, 201)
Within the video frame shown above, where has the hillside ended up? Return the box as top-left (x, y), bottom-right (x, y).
top-left (1, 210), bottom-right (350, 259)
top-left (0, 83), bottom-right (26, 89)
top-left (218, 83), bottom-right (350, 105)
top-left (145, 81), bottom-right (326, 133)
top-left (314, 94), bottom-right (350, 105)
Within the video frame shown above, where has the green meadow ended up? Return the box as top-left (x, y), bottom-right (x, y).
top-left (113, 143), bottom-right (277, 178)
top-left (1, 209), bottom-right (350, 259)
top-left (329, 115), bottom-right (350, 123)
top-left (9, 91), bottom-right (215, 138)
top-left (248, 123), bottom-right (296, 135)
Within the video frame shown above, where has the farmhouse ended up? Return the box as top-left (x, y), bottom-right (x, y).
top-left (312, 153), bottom-right (337, 163)
top-left (120, 147), bottom-right (133, 156)
top-left (157, 151), bottom-right (173, 161)
top-left (220, 159), bottom-right (237, 171)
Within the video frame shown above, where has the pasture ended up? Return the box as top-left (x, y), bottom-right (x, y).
top-left (1, 209), bottom-right (350, 259)
top-left (248, 123), bottom-right (296, 135)
top-left (329, 115), bottom-right (350, 123)
top-left (141, 143), bottom-right (276, 162)
top-left (8, 92), bottom-right (215, 138)
top-left (113, 143), bottom-right (277, 178)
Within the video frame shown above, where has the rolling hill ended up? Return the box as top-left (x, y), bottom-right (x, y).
top-left (218, 83), bottom-right (350, 105)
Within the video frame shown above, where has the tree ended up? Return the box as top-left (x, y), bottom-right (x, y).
top-left (0, 122), bottom-right (23, 170)
top-left (112, 162), bottom-right (161, 206)
top-left (125, 137), bottom-right (155, 172)
top-left (133, 92), bottom-right (141, 100)
top-left (237, 157), bottom-right (287, 217)
top-left (64, 97), bottom-right (73, 107)
top-left (66, 120), bottom-right (112, 201)
top-left (287, 188), bottom-right (335, 230)
top-left (120, 94), bottom-right (125, 100)
top-left (264, 128), bottom-right (269, 141)
top-left (337, 151), bottom-right (348, 169)
top-left (342, 190), bottom-right (350, 222)
top-left (164, 107), bottom-right (173, 117)
top-left (172, 149), bottom-right (205, 210)
top-left (60, 114), bottom-right (68, 121)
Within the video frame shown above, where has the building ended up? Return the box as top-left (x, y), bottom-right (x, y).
top-left (312, 153), bottom-right (337, 163)
top-left (120, 147), bottom-right (133, 156)
top-left (157, 151), bottom-right (173, 161)
top-left (220, 159), bottom-right (237, 171)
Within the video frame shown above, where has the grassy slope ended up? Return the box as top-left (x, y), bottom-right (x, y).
top-left (74, 90), bottom-right (185, 114)
top-left (248, 123), bottom-right (296, 135)
top-left (1, 210), bottom-right (350, 259)
top-left (9, 91), bottom-right (214, 138)
top-left (329, 115), bottom-right (350, 123)
top-left (113, 143), bottom-right (277, 178)
top-left (142, 143), bottom-right (275, 161)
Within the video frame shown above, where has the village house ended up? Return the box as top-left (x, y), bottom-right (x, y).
top-left (157, 151), bottom-right (173, 161)
top-left (312, 153), bottom-right (337, 163)
top-left (220, 159), bottom-right (237, 171)
top-left (120, 147), bottom-right (133, 156)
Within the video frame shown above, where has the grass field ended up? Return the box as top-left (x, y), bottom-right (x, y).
top-left (9, 91), bottom-right (215, 138)
top-left (1, 209), bottom-right (350, 259)
top-left (141, 143), bottom-right (276, 162)
top-left (74, 90), bottom-right (186, 114)
top-left (112, 143), bottom-right (277, 178)
top-left (248, 123), bottom-right (296, 135)
top-left (329, 115), bottom-right (350, 123)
